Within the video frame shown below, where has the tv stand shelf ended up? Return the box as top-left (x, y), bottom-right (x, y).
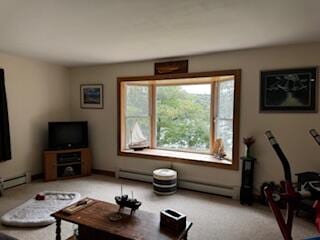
top-left (43, 148), bottom-right (92, 181)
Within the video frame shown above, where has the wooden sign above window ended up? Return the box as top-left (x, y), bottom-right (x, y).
top-left (154, 60), bottom-right (188, 75)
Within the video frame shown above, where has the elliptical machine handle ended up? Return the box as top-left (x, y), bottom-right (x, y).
top-left (310, 129), bottom-right (320, 145)
top-left (265, 131), bottom-right (292, 182)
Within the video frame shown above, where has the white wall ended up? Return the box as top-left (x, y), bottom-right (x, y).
top-left (1, 43), bottom-right (318, 191)
top-left (0, 52), bottom-right (70, 179)
top-left (69, 43), bottom-right (319, 190)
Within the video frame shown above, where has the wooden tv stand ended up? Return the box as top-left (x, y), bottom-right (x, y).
top-left (43, 148), bottom-right (92, 181)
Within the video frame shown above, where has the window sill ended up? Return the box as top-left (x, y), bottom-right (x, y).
top-left (119, 148), bottom-right (237, 170)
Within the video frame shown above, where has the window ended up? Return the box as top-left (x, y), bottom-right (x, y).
top-left (125, 85), bottom-right (150, 148)
top-left (215, 80), bottom-right (234, 159)
top-left (118, 70), bottom-right (241, 170)
top-left (156, 84), bottom-right (211, 153)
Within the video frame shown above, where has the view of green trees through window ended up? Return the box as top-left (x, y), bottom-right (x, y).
top-left (156, 84), bottom-right (211, 152)
top-left (124, 80), bottom-right (234, 159)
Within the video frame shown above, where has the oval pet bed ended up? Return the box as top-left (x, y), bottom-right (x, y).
top-left (1, 191), bottom-right (81, 227)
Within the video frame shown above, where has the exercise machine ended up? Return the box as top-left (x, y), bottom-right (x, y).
top-left (301, 130), bottom-right (320, 200)
top-left (295, 129), bottom-right (320, 220)
top-left (310, 129), bottom-right (320, 146)
top-left (264, 131), bottom-right (299, 240)
top-left (310, 129), bottom-right (320, 233)
top-left (264, 130), bottom-right (320, 240)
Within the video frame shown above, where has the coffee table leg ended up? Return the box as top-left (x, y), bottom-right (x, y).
top-left (181, 233), bottom-right (187, 240)
top-left (55, 218), bottom-right (61, 240)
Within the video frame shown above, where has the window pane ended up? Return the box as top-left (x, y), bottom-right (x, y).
top-left (217, 80), bottom-right (234, 119)
top-left (216, 119), bottom-right (233, 159)
top-left (125, 117), bottom-right (150, 148)
top-left (126, 86), bottom-right (149, 117)
top-left (216, 80), bottom-right (234, 160)
top-left (156, 84), bottom-right (211, 152)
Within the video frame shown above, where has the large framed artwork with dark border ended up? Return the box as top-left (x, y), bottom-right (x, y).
top-left (260, 67), bottom-right (318, 112)
top-left (80, 84), bottom-right (104, 109)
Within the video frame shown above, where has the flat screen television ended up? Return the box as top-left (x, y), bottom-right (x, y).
top-left (48, 121), bottom-right (88, 150)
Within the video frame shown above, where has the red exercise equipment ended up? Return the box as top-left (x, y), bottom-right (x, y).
top-left (264, 130), bottom-right (320, 240)
top-left (310, 129), bottom-right (320, 233)
top-left (314, 201), bottom-right (320, 232)
top-left (264, 131), bottom-right (299, 240)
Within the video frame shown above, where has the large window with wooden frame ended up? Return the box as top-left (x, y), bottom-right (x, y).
top-left (118, 70), bottom-right (241, 170)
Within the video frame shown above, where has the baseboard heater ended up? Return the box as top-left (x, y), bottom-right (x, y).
top-left (118, 170), bottom-right (237, 199)
top-left (1, 173), bottom-right (30, 190)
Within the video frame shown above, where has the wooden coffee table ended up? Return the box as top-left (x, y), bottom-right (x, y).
top-left (52, 198), bottom-right (192, 240)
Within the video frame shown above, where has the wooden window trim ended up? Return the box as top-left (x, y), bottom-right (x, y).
top-left (117, 70), bottom-right (241, 171)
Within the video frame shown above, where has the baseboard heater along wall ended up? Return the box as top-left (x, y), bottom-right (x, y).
top-left (118, 170), bottom-right (238, 199)
top-left (1, 173), bottom-right (31, 190)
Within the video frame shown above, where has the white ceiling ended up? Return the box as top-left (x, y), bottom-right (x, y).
top-left (0, 0), bottom-right (320, 67)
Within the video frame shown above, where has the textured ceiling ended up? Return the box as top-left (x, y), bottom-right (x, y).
top-left (0, 0), bottom-right (320, 66)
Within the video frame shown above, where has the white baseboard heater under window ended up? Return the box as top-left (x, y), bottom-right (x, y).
top-left (118, 170), bottom-right (239, 199)
top-left (1, 173), bottom-right (31, 190)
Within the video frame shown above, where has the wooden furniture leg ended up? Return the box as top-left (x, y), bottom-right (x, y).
top-left (178, 222), bottom-right (192, 240)
top-left (184, 233), bottom-right (188, 240)
top-left (55, 218), bottom-right (61, 240)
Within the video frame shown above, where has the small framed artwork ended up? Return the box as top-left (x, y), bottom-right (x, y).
top-left (80, 84), bottom-right (104, 109)
top-left (260, 67), bottom-right (318, 112)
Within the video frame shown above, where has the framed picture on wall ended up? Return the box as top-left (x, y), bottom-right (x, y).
top-left (80, 84), bottom-right (104, 109)
top-left (260, 67), bottom-right (318, 112)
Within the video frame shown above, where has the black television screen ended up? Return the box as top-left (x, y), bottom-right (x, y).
top-left (48, 121), bottom-right (88, 150)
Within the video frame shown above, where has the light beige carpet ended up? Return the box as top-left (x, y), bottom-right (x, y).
top-left (0, 175), bottom-right (317, 240)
